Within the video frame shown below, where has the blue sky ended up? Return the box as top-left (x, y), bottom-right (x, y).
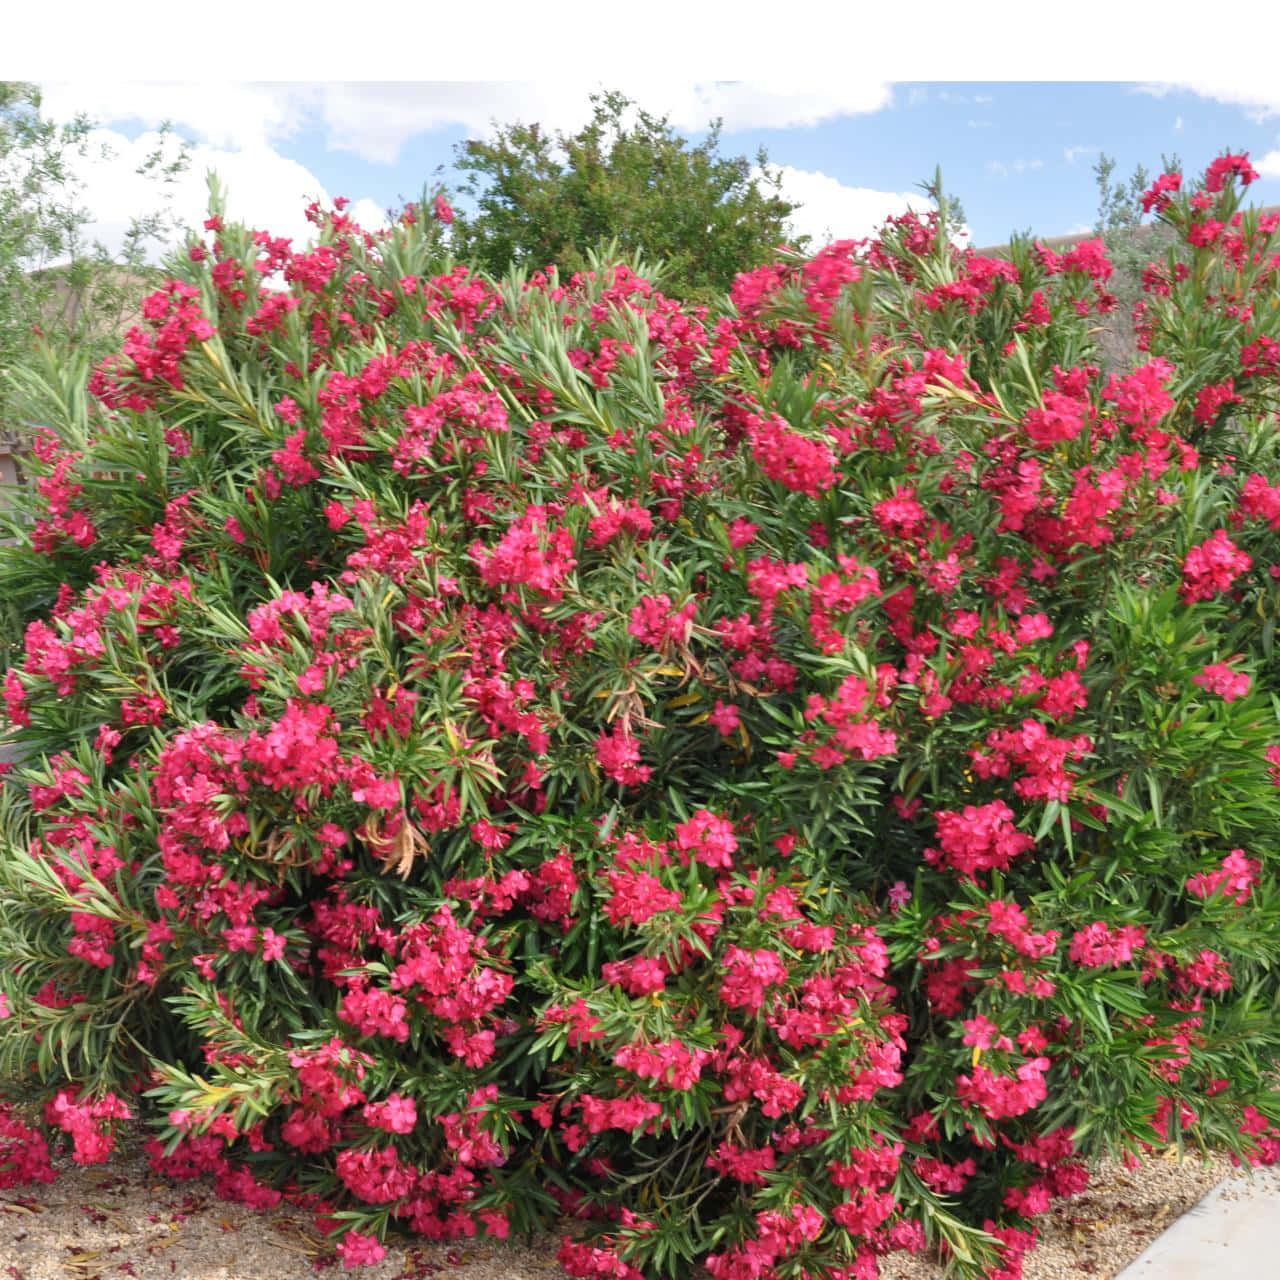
top-left (36, 82), bottom-right (1280, 259)
top-left (284, 83), bottom-right (1280, 244)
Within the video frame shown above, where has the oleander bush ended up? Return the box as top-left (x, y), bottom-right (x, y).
top-left (1, 157), bottom-right (1280, 1280)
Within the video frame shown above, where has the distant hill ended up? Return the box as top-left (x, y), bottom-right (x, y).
top-left (973, 204), bottom-right (1280, 258)
top-left (971, 206), bottom-right (1280, 369)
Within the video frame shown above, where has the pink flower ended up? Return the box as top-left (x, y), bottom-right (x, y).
top-left (1068, 921), bottom-right (1146, 968)
top-left (720, 947), bottom-right (789, 1012)
top-left (709, 701), bottom-right (741, 736)
top-left (748, 415), bottom-right (837, 497)
top-left (962, 1016), bottom-right (1013, 1052)
top-left (873, 485), bottom-right (928, 537)
top-left (260, 929), bottom-right (287, 962)
top-left (297, 664), bottom-right (327, 695)
top-left (1023, 391), bottom-right (1088, 448)
top-left (956, 1058), bottom-right (1049, 1120)
top-left (1193, 662), bottom-right (1250, 702)
top-left (594, 724), bottom-right (652, 788)
top-left (604, 870), bottom-right (681, 927)
top-left (674, 809), bottom-right (738, 869)
top-left (1103, 359), bottom-right (1176, 429)
top-left (362, 1093), bottom-right (418, 1135)
top-left (1141, 172), bottom-right (1182, 214)
top-left (1187, 849), bottom-right (1260, 905)
top-left (925, 801), bottom-right (1035, 880)
top-left (336, 1230), bottom-right (387, 1269)
top-left (1204, 152), bottom-right (1259, 193)
top-left (1181, 531), bottom-right (1251, 603)
top-left (628, 594), bottom-right (697, 649)
top-left (1182, 949), bottom-right (1232, 993)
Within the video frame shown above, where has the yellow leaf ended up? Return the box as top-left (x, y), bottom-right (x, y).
top-left (667, 691), bottom-right (703, 708)
top-left (650, 665), bottom-right (686, 678)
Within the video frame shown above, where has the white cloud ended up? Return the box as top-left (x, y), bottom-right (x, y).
top-left (41, 81), bottom-right (894, 168)
top-left (349, 197), bottom-right (393, 231)
top-left (1174, 115), bottom-right (1184, 132)
top-left (1064, 145), bottom-right (1097, 164)
top-left (1135, 81), bottom-right (1280, 123)
top-left (769, 165), bottom-right (926, 246)
top-left (60, 127), bottom-right (334, 264)
top-left (39, 83), bottom-right (313, 154)
top-left (967, 119), bottom-right (993, 129)
top-left (1258, 150), bottom-right (1280, 180)
top-left (988, 158), bottom-right (1044, 178)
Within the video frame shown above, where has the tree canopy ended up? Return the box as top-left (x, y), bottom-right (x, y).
top-left (450, 90), bottom-right (805, 300)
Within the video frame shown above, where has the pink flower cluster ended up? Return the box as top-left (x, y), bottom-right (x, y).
top-left (1182, 531), bottom-right (1252, 603)
top-left (925, 801), bottom-right (1036, 880)
top-left (748, 414), bottom-right (838, 497)
top-left (43, 1088), bottom-right (133, 1166)
top-left (1187, 849), bottom-right (1260, 905)
top-left (1193, 663), bottom-right (1251, 702)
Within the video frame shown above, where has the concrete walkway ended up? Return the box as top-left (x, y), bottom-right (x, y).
top-left (1118, 1167), bottom-right (1280, 1279)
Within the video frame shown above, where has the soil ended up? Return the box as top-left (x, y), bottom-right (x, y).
top-left (0, 1129), bottom-right (1253, 1280)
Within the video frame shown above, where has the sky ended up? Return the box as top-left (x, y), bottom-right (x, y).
top-left (29, 80), bottom-right (1280, 263)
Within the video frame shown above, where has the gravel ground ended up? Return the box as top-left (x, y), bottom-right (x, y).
top-left (0, 1133), bottom-right (1257, 1280)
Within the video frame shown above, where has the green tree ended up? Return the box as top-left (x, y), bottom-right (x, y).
top-left (0, 82), bottom-right (187, 421)
top-left (450, 89), bottom-right (805, 300)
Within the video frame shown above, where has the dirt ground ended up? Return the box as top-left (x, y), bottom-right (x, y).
top-left (0, 1131), bottom-right (1254, 1280)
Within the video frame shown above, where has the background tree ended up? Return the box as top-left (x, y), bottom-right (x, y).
top-left (0, 82), bottom-right (187, 422)
top-left (450, 89), bottom-right (805, 300)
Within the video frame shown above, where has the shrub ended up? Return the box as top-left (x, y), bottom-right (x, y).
top-left (1, 159), bottom-right (1280, 1280)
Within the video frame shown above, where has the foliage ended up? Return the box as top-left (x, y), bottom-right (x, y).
top-left (1, 154), bottom-right (1280, 1280)
top-left (450, 90), bottom-right (804, 303)
top-left (0, 82), bottom-right (187, 424)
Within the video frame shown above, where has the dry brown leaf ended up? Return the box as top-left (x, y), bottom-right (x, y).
top-left (361, 811), bottom-right (431, 880)
top-left (269, 1239), bottom-right (321, 1257)
top-left (243, 826), bottom-right (308, 870)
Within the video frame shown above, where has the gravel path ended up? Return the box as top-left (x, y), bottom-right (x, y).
top-left (0, 1134), bottom-right (1255, 1280)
